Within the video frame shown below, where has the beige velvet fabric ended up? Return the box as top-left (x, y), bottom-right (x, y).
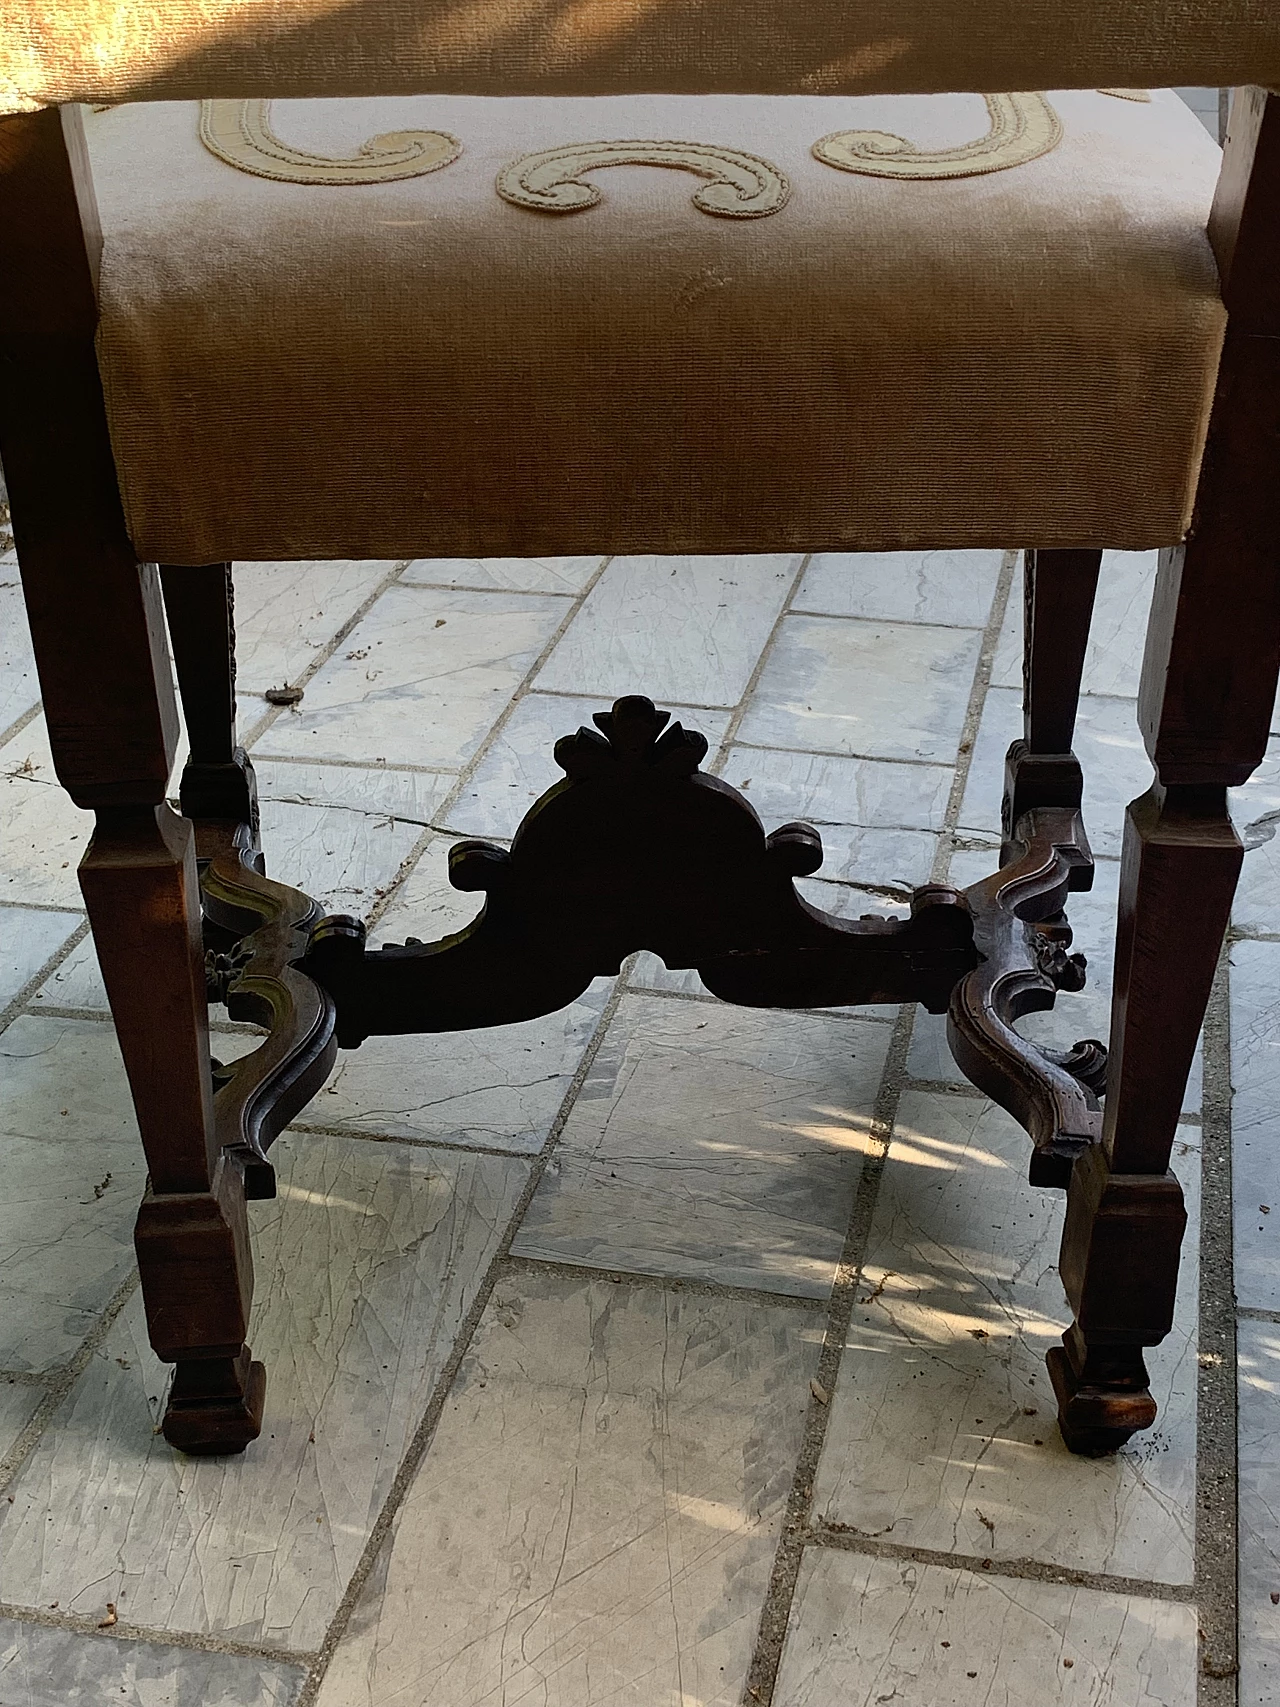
top-left (4, 1), bottom-right (1280, 112)
top-left (86, 89), bottom-right (1225, 563)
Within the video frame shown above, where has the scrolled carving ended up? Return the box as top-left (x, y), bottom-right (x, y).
top-left (496, 140), bottom-right (790, 218)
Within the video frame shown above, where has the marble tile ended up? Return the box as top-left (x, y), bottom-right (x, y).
top-left (0, 571), bottom-right (39, 738)
top-left (0, 1135), bottom-right (528, 1652)
top-left (29, 933), bottom-right (108, 1013)
top-left (0, 1014), bottom-right (150, 1371)
top-left (402, 556), bottom-right (602, 594)
top-left (304, 979), bottom-right (612, 1153)
top-left (253, 757), bottom-right (454, 826)
top-left (773, 1550), bottom-right (1197, 1707)
top-left (256, 586), bottom-right (567, 771)
top-left (1230, 940), bottom-right (1280, 1312)
top-left (367, 832), bottom-right (485, 947)
top-left (445, 693), bottom-right (732, 839)
top-left (230, 558), bottom-right (401, 695)
top-left (958, 687), bottom-right (1153, 859)
top-left (991, 550), bottom-right (1158, 701)
top-left (0, 720), bottom-right (94, 909)
top-left (512, 993), bottom-right (891, 1295)
top-left (738, 616), bottom-right (981, 765)
top-left (810, 1090), bottom-right (1199, 1584)
top-left (1239, 1319), bottom-right (1280, 1707)
top-left (795, 550), bottom-right (1003, 629)
top-left (0, 906), bottom-right (81, 1013)
top-left (720, 744), bottom-right (952, 835)
top-left (1231, 736), bottom-right (1280, 938)
top-left (254, 795), bottom-right (424, 919)
top-left (315, 1271), bottom-right (818, 1707)
top-left (0, 1620), bottom-right (306, 1706)
top-left (535, 554), bottom-right (800, 706)
top-left (0, 1381), bottom-right (45, 1451)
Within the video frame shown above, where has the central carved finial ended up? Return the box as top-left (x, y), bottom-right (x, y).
top-left (553, 695), bottom-right (708, 780)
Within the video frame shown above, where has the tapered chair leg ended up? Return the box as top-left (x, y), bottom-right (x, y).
top-left (1050, 89), bottom-right (1280, 1450)
top-left (0, 106), bottom-right (263, 1453)
top-left (1002, 547), bottom-right (1102, 862)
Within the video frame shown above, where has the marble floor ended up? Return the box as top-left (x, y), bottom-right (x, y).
top-left (0, 531), bottom-right (1274, 1707)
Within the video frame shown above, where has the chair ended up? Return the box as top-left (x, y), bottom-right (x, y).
top-left (1, 4), bottom-right (1276, 1458)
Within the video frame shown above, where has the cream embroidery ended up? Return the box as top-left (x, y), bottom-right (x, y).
top-left (814, 92), bottom-right (1061, 181)
top-left (198, 99), bottom-right (460, 184)
top-left (496, 140), bottom-right (790, 218)
top-left (815, 87), bottom-right (1153, 182)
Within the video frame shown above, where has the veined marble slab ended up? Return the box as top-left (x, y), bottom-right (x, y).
top-left (1239, 1319), bottom-right (1280, 1707)
top-left (1231, 736), bottom-right (1280, 940)
top-left (0, 720), bottom-right (93, 910)
top-left (737, 615), bottom-right (980, 765)
top-left (773, 1550), bottom-right (1197, 1707)
top-left (315, 1271), bottom-right (819, 1707)
top-left (0, 573), bottom-right (39, 739)
top-left (810, 1090), bottom-right (1198, 1585)
top-left (264, 585), bottom-right (568, 771)
top-left (991, 549), bottom-right (1158, 702)
top-left (252, 757), bottom-right (454, 826)
top-left (0, 1014), bottom-right (149, 1371)
top-left (0, 1619), bottom-right (306, 1707)
top-left (534, 554), bottom-right (800, 706)
top-left (0, 906), bottom-right (81, 1015)
top-left (719, 743), bottom-right (952, 836)
top-left (795, 549), bottom-right (1003, 630)
top-left (0, 1134), bottom-right (528, 1652)
top-left (513, 992), bottom-right (890, 1295)
top-left (958, 687), bottom-right (1154, 859)
top-left (230, 559), bottom-right (402, 697)
top-left (1230, 940), bottom-right (1280, 1312)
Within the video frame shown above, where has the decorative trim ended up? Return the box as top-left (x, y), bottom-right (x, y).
top-left (198, 98), bottom-right (460, 184)
top-left (814, 91), bottom-right (1062, 181)
top-left (496, 139), bottom-right (790, 218)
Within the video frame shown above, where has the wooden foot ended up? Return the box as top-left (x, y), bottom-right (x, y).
top-left (164, 1349), bottom-right (266, 1456)
top-left (1047, 1339), bottom-right (1156, 1455)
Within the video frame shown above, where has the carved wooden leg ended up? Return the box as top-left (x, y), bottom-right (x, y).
top-left (1051, 90), bottom-right (1280, 1451)
top-left (160, 562), bottom-right (257, 830)
top-left (1002, 547), bottom-right (1102, 862)
top-left (0, 107), bottom-right (263, 1453)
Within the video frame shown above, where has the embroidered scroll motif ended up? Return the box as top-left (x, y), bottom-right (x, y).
top-left (814, 87), bottom-right (1153, 183)
top-left (199, 99), bottom-right (460, 184)
top-left (496, 140), bottom-right (790, 218)
top-left (814, 92), bottom-right (1062, 181)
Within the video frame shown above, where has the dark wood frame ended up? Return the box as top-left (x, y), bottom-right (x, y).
top-left (1, 91), bottom-right (1276, 1456)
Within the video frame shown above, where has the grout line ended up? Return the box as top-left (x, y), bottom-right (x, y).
top-left (249, 751), bottom-right (459, 779)
top-left (355, 557), bottom-right (615, 931)
top-left (283, 1120), bottom-right (546, 1160)
top-left (0, 917), bottom-right (91, 1041)
top-left (931, 548), bottom-right (1019, 885)
top-left (0, 1600), bottom-right (314, 1670)
top-left (0, 1271), bottom-right (140, 1494)
top-left (708, 556), bottom-right (813, 773)
top-left (1238, 1306), bottom-right (1280, 1325)
top-left (526, 685), bottom-right (738, 714)
top-left (741, 1001), bottom-right (918, 1705)
top-left (742, 547), bottom-right (1013, 1706)
top-left (1196, 947), bottom-right (1240, 1706)
top-left (807, 1524), bottom-right (1197, 1604)
top-left (0, 899), bottom-right (84, 916)
top-left (788, 604), bottom-right (991, 632)
top-left (236, 559), bottom-right (412, 751)
top-left (393, 578), bottom-right (579, 599)
top-left (499, 1253), bottom-right (831, 1311)
top-left (296, 968), bottom-right (632, 1707)
top-left (0, 1370), bottom-right (53, 1388)
top-left (0, 699), bottom-right (43, 755)
top-left (728, 737), bottom-right (954, 774)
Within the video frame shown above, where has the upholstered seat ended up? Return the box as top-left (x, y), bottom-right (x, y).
top-left (85, 87), bottom-right (1223, 564)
